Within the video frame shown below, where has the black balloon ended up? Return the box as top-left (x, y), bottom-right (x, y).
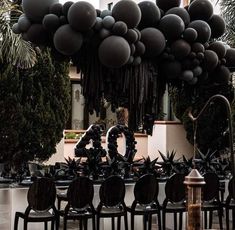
top-left (94, 17), bottom-right (103, 31)
top-left (208, 42), bottom-right (226, 59)
top-left (59, 15), bottom-right (68, 25)
top-left (125, 29), bottom-right (138, 43)
top-left (188, 0), bottom-right (213, 21)
top-left (188, 20), bottom-right (211, 43)
top-left (208, 14), bottom-right (226, 38)
top-left (156, 0), bottom-right (181, 12)
top-left (133, 56), bottom-right (142, 65)
top-left (193, 66), bottom-right (203, 77)
top-left (159, 14), bottom-right (185, 40)
top-left (180, 70), bottom-right (194, 81)
top-left (68, 2), bottom-right (97, 31)
top-left (62, 1), bottom-right (73, 16)
top-left (100, 10), bottom-right (112, 18)
top-left (183, 28), bottom-right (198, 43)
top-left (166, 7), bottom-right (190, 25)
top-left (188, 77), bottom-right (198, 85)
top-left (138, 1), bottom-right (161, 29)
top-left (134, 28), bottom-right (141, 40)
top-left (49, 2), bottom-right (62, 16)
top-left (112, 0), bottom-right (141, 28)
top-left (99, 28), bottom-right (111, 39)
top-left (204, 50), bottom-right (218, 72)
top-left (112, 21), bottom-right (128, 36)
top-left (171, 39), bottom-right (191, 60)
top-left (53, 24), bottom-right (83, 56)
top-left (130, 44), bottom-right (136, 55)
top-left (22, 0), bottom-right (58, 22)
top-left (135, 41), bottom-right (146, 55)
top-left (12, 23), bottom-right (21, 34)
top-left (102, 16), bottom-right (115, 29)
top-left (192, 42), bottom-right (205, 53)
top-left (98, 35), bottom-right (131, 68)
top-left (18, 16), bottom-right (31, 32)
top-left (225, 48), bottom-right (235, 70)
top-left (26, 24), bottom-right (48, 44)
top-left (42, 14), bottom-right (60, 31)
top-left (141, 28), bottom-right (165, 57)
top-left (213, 65), bottom-right (230, 84)
top-left (162, 60), bottom-right (182, 79)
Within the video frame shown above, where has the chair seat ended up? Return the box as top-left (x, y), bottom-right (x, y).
top-left (57, 192), bottom-right (68, 199)
top-left (60, 208), bottom-right (94, 217)
top-left (126, 204), bottom-right (160, 214)
top-left (202, 201), bottom-right (221, 210)
top-left (98, 206), bottom-right (125, 216)
top-left (163, 202), bottom-right (186, 212)
top-left (16, 211), bottom-right (55, 221)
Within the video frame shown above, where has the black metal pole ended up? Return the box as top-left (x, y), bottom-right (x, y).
top-left (188, 94), bottom-right (234, 176)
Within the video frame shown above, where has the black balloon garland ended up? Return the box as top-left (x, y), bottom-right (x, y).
top-left (74, 124), bottom-right (106, 157)
top-left (107, 125), bottom-right (137, 162)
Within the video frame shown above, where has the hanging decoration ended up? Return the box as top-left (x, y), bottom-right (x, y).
top-left (13, 0), bottom-right (235, 134)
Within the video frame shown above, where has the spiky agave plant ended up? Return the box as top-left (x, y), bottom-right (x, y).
top-left (0, 0), bottom-right (36, 68)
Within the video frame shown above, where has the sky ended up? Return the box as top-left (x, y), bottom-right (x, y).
top-left (59, 0), bottom-right (100, 9)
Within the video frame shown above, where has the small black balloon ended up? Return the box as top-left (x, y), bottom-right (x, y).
top-left (135, 41), bottom-right (146, 55)
top-left (188, 0), bottom-right (213, 21)
top-left (99, 28), bottom-right (111, 39)
top-left (12, 23), bottom-right (21, 34)
top-left (68, 2), bottom-right (97, 31)
top-left (26, 24), bottom-right (48, 44)
top-left (43, 14), bottom-right (60, 31)
top-left (125, 29), bottom-right (138, 43)
top-left (208, 41), bottom-right (226, 59)
top-left (192, 42), bottom-right (205, 53)
top-left (49, 2), bottom-right (63, 16)
top-left (133, 56), bottom-right (142, 65)
top-left (112, 21), bottom-right (128, 36)
top-left (197, 52), bottom-right (204, 60)
top-left (180, 70), bottom-right (194, 81)
top-left (225, 48), bottom-right (235, 70)
top-left (130, 44), bottom-right (136, 55)
top-left (127, 56), bottom-right (134, 64)
top-left (53, 24), bottom-right (83, 56)
top-left (138, 1), bottom-right (161, 29)
top-left (204, 50), bottom-right (219, 72)
top-left (171, 39), bottom-right (191, 60)
top-left (94, 17), bottom-right (103, 31)
top-left (159, 14), bottom-right (185, 40)
top-left (100, 10), bottom-right (112, 18)
top-left (208, 14), bottom-right (226, 38)
top-left (18, 16), bottom-right (31, 32)
top-left (188, 77), bottom-right (198, 85)
top-left (59, 15), bottom-right (68, 25)
top-left (102, 16), bottom-right (115, 29)
top-left (134, 28), bottom-right (141, 40)
top-left (188, 20), bottom-right (211, 43)
top-left (62, 1), bottom-right (73, 16)
top-left (112, 0), bottom-right (141, 28)
top-left (98, 35), bottom-right (131, 68)
top-left (166, 7), bottom-right (190, 25)
top-left (141, 27), bottom-right (166, 57)
top-left (193, 66), bottom-right (203, 77)
top-left (183, 28), bottom-right (198, 43)
top-left (156, 0), bottom-right (181, 12)
top-left (213, 65), bottom-right (230, 84)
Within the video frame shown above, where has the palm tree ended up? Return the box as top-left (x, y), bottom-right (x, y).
top-left (0, 0), bottom-right (36, 68)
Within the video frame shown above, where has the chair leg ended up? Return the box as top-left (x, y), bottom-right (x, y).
top-left (14, 213), bottom-right (19, 230)
top-left (56, 214), bottom-right (60, 230)
top-left (148, 214), bottom-right (152, 230)
top-left (51, 220), bottom-right (54, 230)
top-left (23, 220), bottom-right (27, 230)
top-left (96, 215), bottom-right (100, 230)
top-left (226, 208), bottom-right (230, 230)
top-left (179, 212), bottom-right (183, 230)
top-left (92, 215), bottom-right (96, 230)
top-left (79, 219), bottom-right (83, 230)
top-left (204, 211), bottom-right (208, 229)
top-left (209, 211), bottom-right (213, 229)
top-left (44, 221), bottom-right (48, 230)
top-left (162, 211), bottom-right (166, 230)
top-left (124, 213), bottom-right (128, 230)
top-left (173, 213), bottom-right (177, 230)
top-left (131, 213), bottom-right (134, 230)
top-left (117, 216), bottom-right (121, 230)
top-left (111, 217), bottom-right (115, 230)
top-left (63, 217), bottom-right (67, 230)
top-left (84, 218), bottom-right (88, 230)
top-left (143, 214), bottom-right (147, 230)
top-left (157, 211), bottom-right (162, 230)
top-left (218, 209), bottom-right (223, 230)
top-left (233, 209), bottom-right (235, 229)
top-left (57, 199), bottom-right (61, 211)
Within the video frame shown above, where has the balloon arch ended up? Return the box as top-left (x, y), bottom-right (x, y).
top-left (13, 0), bottom-right (235, 133)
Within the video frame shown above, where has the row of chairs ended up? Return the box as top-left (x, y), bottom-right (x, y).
top-left (13, 173), bottom-right (235, 230)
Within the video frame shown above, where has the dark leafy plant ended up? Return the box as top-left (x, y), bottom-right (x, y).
top-left (64, 157), bottom-right (81, 177)
top-left (178, 155), bottom-right (193, 175)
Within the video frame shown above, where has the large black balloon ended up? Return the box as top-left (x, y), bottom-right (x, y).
top-left (188, 0), bottom-right (213, 21)
top-left (141, 28), bottom-right (165, 57)
top-left (183, 28), bottom-right (198, 43)
top-left (98, 35), bottom-right (131, 68)
top-left (26, 24), bottom-right (48, 44)
top-left (42, 14), bottom-right (60, 32)
top-left (162, 60), bottom-right (182, 79)
top-left (208, 42), bottom-right (226, 59)
top-left (188, 20), bottom-right (211, 43)
top-left (225, 48), bottom-right (235, 70)
top-left (166, 7), bottom-right (190, 25)
top-left (53, 24), bottom-right (83, 56)
top-left (112, 0), bottom-right (141, 28)
top-left (112, 21), bottom-right (128, 36)
top-left (156, 0), bottom-right (181, 12)
top-left (208, 14), bottom-right (226, 39)
top-left (22, 0), bottom-right (58, 22)
top-left (138, 1), bottom-right (161, 29)
top-left (18, 16), bottom-right (31, 32)
top-left (62, 1), bottom-right (73, 16)
top-left (49, 3), bottom-right (62, 16)
top-left (213, 65), bottom-right (230, 84)
top-left (68, 2), bottom-right (97, 31)
top-left (171, 39), bottom-right (191, 60)
top-left (204, 50), bottom-right (218, 72)
top-left (159, 14), bottom-right (185, 40)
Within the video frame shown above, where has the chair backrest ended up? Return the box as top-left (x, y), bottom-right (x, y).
top-left (228, 176), bottom-right (235, 200)
top-left (27, 177), bottom-right (56, 211)
top-left (67, 177), bottom-right (94, 209)
top-left (99, 175), bottom-right (125, 207)
top-left (134, 174), bottom-right (158, 205)
top-left (203, 172), bottom-right (220, 201)
top-left (165, 173), bottom-right (186, 203)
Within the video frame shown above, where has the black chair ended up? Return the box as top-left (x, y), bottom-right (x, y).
top-left (59, 176), bottom-right (96, 230)
top-left (96, 175), bottom-right (128, 230)
top-left (14, 177), bottom-right (59, 230)
top-left (202, 172), bottom-right (223, 230)
top-left (224, 176), bottom-right (235, 229)
top-left (126, 174), bottom-right (161, 230)
top-left (162, 173), bottom-right (186, 230)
